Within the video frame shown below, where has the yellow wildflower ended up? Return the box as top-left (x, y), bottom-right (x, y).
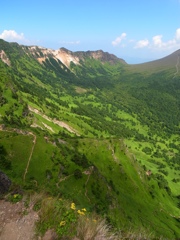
top-left (82, 208), bottom-right (86, 212)
top-left (13, 194), bottom-right (18, 198)
top-left (60, 221), bottom-right (66, 226)
top-left (70, 203), bottom-right (76, 210)
top-left (77, 210), bottom-right (85, 215)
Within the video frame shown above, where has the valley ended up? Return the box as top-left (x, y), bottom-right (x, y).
top-left (0, 39), bottom-right (180, 239)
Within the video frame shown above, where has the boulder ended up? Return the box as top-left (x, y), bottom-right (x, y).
top-left (0, 171), bottom-right (11, 195)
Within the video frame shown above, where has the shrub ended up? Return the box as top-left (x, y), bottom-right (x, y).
top-left (74, 169), bottom-right (83, 179)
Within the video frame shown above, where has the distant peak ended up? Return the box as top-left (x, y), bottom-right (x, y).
top-left (67, 49), bottom-right (127, 65)
top-left (59, 47), bottom-right (72, 53)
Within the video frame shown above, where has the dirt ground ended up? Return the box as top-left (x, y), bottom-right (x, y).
top-left (0, 199), bottom-right (57, 240)
top-left (0, 199), bottom-right (39, 240)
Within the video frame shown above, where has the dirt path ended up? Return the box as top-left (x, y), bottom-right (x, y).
top-left (159, 202), bottom-right (180, 219)
top-left (56, 174), bottom-right (74, 188)
top-left (0, 126), bottom-right (37, 182)
top-left (55, 167), bottom-right (94, 203)
top-left (23, 132), bottom-right (37, 181)
top-left (108, 143), bottom-right (118, 163)
top-left (83, 166), bottom-right (94, 202)
top-left (173, 54), bottom-right (180, 78)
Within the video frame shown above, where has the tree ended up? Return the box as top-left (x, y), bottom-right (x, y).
top-left (74, 169), bottom-right (82, 179)
top-left (0, 144), bottom-right (11, 170)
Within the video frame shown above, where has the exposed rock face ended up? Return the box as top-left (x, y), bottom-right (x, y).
top-left (0, 171), bottom-right (11, 195)
top-left (0, 50), bottom-right (11, 66)
top-left (54, 47), bottom-right (80, 67)
top-left (56, 48), bottom-right (126, 66)
top-left (25, 46), bottom-right (126, 68)
top-left (73, 49), bottom-right (127, 65)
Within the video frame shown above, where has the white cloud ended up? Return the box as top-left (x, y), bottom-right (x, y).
top-left (0, 30), bottom-right (26, 42)
top-left (112, 28), bottom-right (180, 51)
top-left (175, 28), bottom-right (180, 41)
top-left (112, 33), bottom-right (127, 46)
top-left (133, 28), bottom-right (180, 51)
top-left (151, 28), bottom-right (180, 50)
top-left (151, 30), bottom-right (179, 50)
top-left (134, 39), bottom-right (149, 49)
top-left (152, 35), bottom-right (163, 48)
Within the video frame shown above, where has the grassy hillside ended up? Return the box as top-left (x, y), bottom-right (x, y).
top-left (0, 130), bottom-right (179, 238)
top-left (0, 39), bottom-right (180, 239)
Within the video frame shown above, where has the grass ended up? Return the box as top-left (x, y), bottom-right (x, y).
top-left (124, 136), bottom-right (180, 196)
top-left (30, 193), bottom-right (159, 240)
top-left (0, 131), bottom-right (33, 183)
top-left (77, 139), bottom-right (180, 239)
top-left (76, 215), bottom-right (119, 240)
top-left (0, 64), bottom-right (179, 238)
top-left (25, 135), bottom-right (56, 185)
top-left (0, 127), bottom-right (179, 238)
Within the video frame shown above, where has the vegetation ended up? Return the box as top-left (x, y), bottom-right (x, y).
top-left (0, 39), bottom-right (180, 239)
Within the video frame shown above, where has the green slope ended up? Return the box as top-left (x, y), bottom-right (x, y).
top-left (0, 39), bottom-right (180, 238)
top-left (0, 130), bottom-right (179, 238)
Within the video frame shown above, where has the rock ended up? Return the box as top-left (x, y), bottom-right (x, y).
top-left (0, 171), bottom-right (11, 195)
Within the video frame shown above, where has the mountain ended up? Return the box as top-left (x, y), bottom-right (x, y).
top-left (25, 46), bottom-right (126, 67)
top-left (130, 49), bottom-right (180, 73)
top-left (0, 39), bottom-right (180, 239)
top-left (7, 43), bottom-right (125, 70)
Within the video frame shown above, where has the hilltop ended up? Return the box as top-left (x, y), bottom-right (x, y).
top-left (130, 49), bottom-right (180, 73)
top-left (0, 39), bottom-right (180, 239)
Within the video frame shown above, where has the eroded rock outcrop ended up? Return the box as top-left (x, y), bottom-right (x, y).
top-left (0, 171), bottom-right (11, 195)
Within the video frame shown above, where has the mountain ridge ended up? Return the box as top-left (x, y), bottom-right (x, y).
top-left (1, 39), bottom-right (180, 69)
top-left (25, 45), bottom-right (127, 68)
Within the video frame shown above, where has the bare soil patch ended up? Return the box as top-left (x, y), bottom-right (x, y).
top-left (0, 199), bottom-right (38, 240)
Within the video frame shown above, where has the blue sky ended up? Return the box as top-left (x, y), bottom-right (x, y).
top-left (1, 0), bottom-right (180, 63)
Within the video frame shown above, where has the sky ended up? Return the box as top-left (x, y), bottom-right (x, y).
top-left (0, 0), bottom-right (180, 63)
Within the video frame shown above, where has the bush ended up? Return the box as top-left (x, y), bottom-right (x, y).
top-left (74, 169), bottom-right (83, 179)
